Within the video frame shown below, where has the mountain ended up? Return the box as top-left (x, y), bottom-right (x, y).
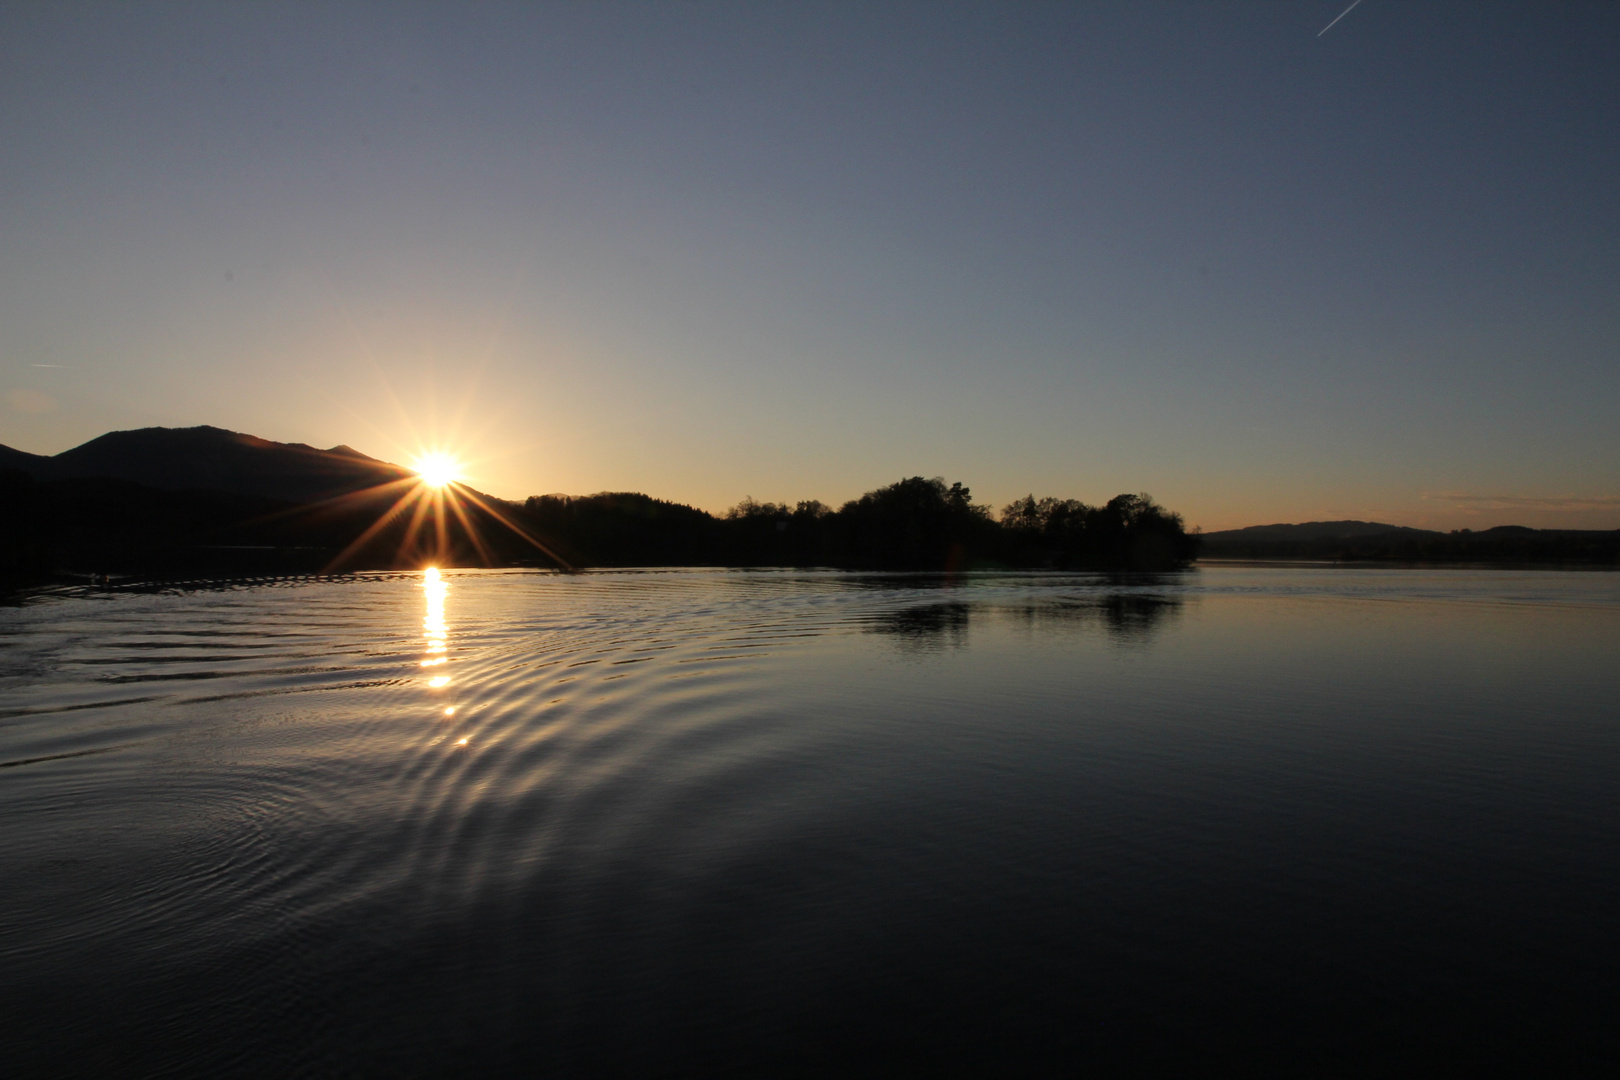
top-left (1199, 519), bottom-right (1619, 563)
top-left (0, 425), bottom-right (412, 503)
top-left (6, 426), bottom-right (1612, 581)
top-left (4, 430), bottom-right (1207, 581)
top-left (0, 426), bottom-right (551, 583)
top-left (1201, 520), bottom-right (1439, 545)
top-left (0, 442), bottom-right (52, 476)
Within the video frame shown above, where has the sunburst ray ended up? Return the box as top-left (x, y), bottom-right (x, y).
top-left (321, 483), bottom-right (427, 573)
top-left (453, 485), bottom-right (573, 570)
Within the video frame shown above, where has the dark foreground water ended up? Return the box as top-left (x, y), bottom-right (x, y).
top-left (2, 565), bottom-right (1617, 1075)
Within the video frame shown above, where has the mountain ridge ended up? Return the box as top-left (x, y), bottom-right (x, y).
top-left (2, 426), bottom-right (1207, 581)
top-left (1198, 518), bottom-right (1619, 562)
top-left (3, 426), bottom-right (1616, 577)
top-left (0, 425), bottom-right (412, 504)
top-left (1200, 520), bottom-right (1439, 543)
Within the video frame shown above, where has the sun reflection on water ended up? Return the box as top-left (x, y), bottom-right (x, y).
top-left (423, 567), bottom-right (450, 692)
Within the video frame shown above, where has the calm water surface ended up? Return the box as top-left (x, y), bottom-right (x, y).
top-left (2, 566), bottom-right (1617, 1074)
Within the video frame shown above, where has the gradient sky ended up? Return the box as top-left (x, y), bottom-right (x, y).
top-left (2, 1), bottom-right (1617, 530)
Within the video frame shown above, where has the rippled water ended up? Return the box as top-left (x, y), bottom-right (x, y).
top-left (2, 566), bottom-right (1617, 1074)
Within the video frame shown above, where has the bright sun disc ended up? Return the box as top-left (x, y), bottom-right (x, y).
top-left (414, 453), bottom-right (461, 488)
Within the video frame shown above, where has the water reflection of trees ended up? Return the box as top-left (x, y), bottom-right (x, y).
top-left (866, 593), bottom-right (1183, 650)
top-left (1042, 594), bottom-right (1184, 640)
top-left (867, 602), bottom-right (973, 652)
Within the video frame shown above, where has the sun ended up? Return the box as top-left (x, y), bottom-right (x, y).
top-left (413, 452), bottom-right (462, 488)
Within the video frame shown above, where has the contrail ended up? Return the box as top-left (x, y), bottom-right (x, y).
top-left (1318, 0), bottom-right (1364, 37)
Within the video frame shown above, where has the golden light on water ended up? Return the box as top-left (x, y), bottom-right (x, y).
top-left (421, 568), bottom-right (467, 741)
top-left (424, 566), bottom-right (450, 689)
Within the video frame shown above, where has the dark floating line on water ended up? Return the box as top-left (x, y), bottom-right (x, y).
top-left (180, 678), bottom-right (403, 705)
top-left (94, 670), bottom-right (256, 684)
top-left (0, 695), bottom-right (164, 720)
top-left (96, 640), bottom-right (291, 651)
top-left (0, 746), bottom-right (122, 769)
top-left (76, 654), bottom-right (300, 666)
top-left (672, 654), bottom-right (767, 663)
top-left (97, 663), bottom-right (371, 685)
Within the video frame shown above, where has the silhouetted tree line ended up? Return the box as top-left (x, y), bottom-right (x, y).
top-left (2, 466), bottom-right (1199, 585)
top-left (997, 491), bottom-right (1201, 570)
top-left (12, 459), bottom-right (1617, 587)
top-left (520, 477), bottom-right (1199, 571)
top-left (520, 492), bottom-right (718, 567)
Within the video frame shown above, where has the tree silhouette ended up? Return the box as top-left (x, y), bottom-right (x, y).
top-left (3, 468), bottom-right (1205, 583)
top-left (999, 491), bottom-right (1200, 570)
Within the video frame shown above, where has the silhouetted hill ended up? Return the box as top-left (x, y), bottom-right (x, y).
top-left (523, 492), bottom-right (720, 567)
top-left (0, 426), bottom-right (544, 586)
top-left (0, 425), bottom-right (412, 503)
top-left (0, 442), bottom-right (52, 475)
top-left (0, 426), bottom-right (1194, 583)
top-left (5, 425), bottom-right (1611, 583)
top-left (0, 463), bottom-right (548, 586)
top-left (1203, 521), bottom-right (1439, 544)
top-left (1200, 520), bottom-right (1619, 563)
top-left (1, 470), bottom-right (310, 581)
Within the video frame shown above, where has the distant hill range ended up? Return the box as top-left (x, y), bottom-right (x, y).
top-left (2, 425), bottom-right (1203, 583)
top-left (3, 425), bottom-right (1614, 584)
top-left (0, 425), bottom-right (537, 583)
top-left (1200, 520), bottom-right (1620, 563)
top-left (0, 425), bottom-right (413, 503)
top-left (1203, 520), bottom-right (1435, 544)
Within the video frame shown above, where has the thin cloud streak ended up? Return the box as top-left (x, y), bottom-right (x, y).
top-left (1423, 492), bottom-right (1620, 512)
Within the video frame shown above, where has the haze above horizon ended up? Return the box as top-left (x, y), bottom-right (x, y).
top-left (2, 2), bottom-right (1616, 531)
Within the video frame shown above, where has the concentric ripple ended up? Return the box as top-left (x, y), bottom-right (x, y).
top-left (2, 566), bottom-right (1618, 1074)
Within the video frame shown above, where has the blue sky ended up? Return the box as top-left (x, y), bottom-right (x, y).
top-left (2, 1), bottom-right (1616, 529)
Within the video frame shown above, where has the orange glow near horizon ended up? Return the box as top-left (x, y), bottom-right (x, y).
top-left (292, 441), bottom-right (568, 575)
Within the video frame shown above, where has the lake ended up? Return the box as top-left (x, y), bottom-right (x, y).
top-left (2, 565), bottom-right (1617, 1074)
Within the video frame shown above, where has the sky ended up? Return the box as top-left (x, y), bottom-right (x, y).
top-left (2, 1), bottom-right (1617, 531)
